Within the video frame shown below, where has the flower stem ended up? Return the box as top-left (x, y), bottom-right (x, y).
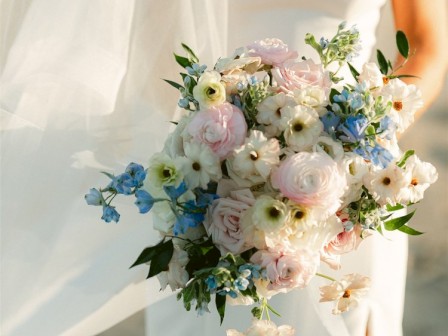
top-left (316, 272), bottom-right (337, 282)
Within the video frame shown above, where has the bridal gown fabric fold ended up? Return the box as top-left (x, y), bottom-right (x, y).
top-left (1, 0), bottom-right (407, 335)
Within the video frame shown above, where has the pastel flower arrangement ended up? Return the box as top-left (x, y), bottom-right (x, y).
top-left (86, 23), bottom-right (437, 334)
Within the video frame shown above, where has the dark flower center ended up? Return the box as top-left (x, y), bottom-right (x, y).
top-left (162, 169), bottom-right (171, 178)
top-left (393, 101), bottom-right (403, 111)
top-left (411, 178), bottom-right (418, 186)
top-left (293, 122), bottom-right (304, 132)
top-left (207, 87), bottom-right (216, 96)
top-left (268, 207), bottom-right (281, 218)
top-left (192, 162), bottom-right (201, 171)
top-left (382, 76), bottom-right (390, 85)
top-left (382, 177), bottom-right (391, 185)
top-left (295, 211), bottom-right (305, 219)
top-left (250, 151), bottom-right (258, 161)
top-left (342, 289), bottom-right (351, 298)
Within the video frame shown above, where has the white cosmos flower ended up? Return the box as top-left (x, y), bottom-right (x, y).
top-left (293, 86), bottom-right (329, 116)
top-left (381, 78), bottom-right (423, 133)
top-left (256, 93), bottom-right (296, 137)
top-left (363, 164), bottom-right (410, 206)
top-left (313, 135), bottom-right (344, 161)
top-left (182, 142), bottom-right (222, 189)
top-left (232, 130), bottom-right (281, 180)
top-left (193, 70), bottom-right (226, 109)
top-left (320, 273), bottom-right (371, 314)
top-left (400, 155), bottom-right (438, 203)
top-left (281, 105), bottom-right (323, 151)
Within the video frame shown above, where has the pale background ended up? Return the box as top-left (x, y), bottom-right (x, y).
top-left (100, 3), bottom-right (448, 336)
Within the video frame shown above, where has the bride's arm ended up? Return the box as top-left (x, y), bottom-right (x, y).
top-left (391, 0), bottom-right (447, 119)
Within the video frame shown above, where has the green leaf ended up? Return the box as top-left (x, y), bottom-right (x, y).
top-left (347, 62), bottom-right (360, 80)
top-left (130, 240), bottom-right (165, 268)
top-left (396, 149), bottom-right (415, 168)
top-left (181, 43), bottom-right (199, 63)
top-left (163, 79), bottom-right (183, 90)
top-left (174, 53), bottom-right (192, 68)
top-left (398, 225), bottom-right (424, 235)
top-left (215, 293), bottom-right (226, 325)
top-left (396, 30), bottom-right (409, 58)
top-left (147, 240), bottom-right (174, 278)
top-left (251, 307), bottom-right (262, 319)
top-left (376, 49), bottom-right (389, 75)
top-left (386, 203), bottom-right (405, 212)
top-left (384, 210), bottom-right (415, 231)
top-left (329, 88), bottom-right (340, 102)
top-left (390, 74), bottom-right (420, 80)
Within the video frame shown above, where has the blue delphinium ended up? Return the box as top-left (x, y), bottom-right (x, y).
top-left (205, 275), bottom-right (218, 293)
top-left (85, 188), bottom-right (105, 206)
top-left (321, 111), bottom-right (341, 134)
top-left (354, 143), bottom-right (394, 169)
top-left (377, 116), bottom-right (397, 140)
top-left (134, 190), bottom-right (155, 214)
top-left (338, 114), bottom-right (369, 143)
top-left (238, 264), bottom-right (261, 280)
top-left (173, 214), bottom-right (198, 235)
top-left (102, 205), bottom-right (120, 223)
top-left (125, 162), bottom-right (146, 187)
top-left (233, 277), bottom-right (250, 291)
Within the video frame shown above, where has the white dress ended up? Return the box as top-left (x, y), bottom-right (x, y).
top-left (0, 1), bottom-right (406, 335)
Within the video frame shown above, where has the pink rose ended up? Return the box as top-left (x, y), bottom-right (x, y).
top-left (251, 249), bottom-right (319, 292)
top-left (187, 102), bottom-right (247, 159)
top-left (271, 59), bottom-right (331, 94)
top-left (203, 189), bottom-right (255, 255)
top-left (247, 38), bottom-right (298, 66)
top-left (271, 152), bottom-right (346, 219)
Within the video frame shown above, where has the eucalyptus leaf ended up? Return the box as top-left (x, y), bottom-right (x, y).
top-left (384, 210), bottom-right (415, 231)
top-left (163, 79), bottom-right (183, 90)
top-left (215, 293), bottom-right (226, 325)
top-left (398, 225), bottom-right (424, 235)
top-left (376, 49), bottom-right (389, 75)
top-left (181, 43), bottom-right (199, 63)
top-left (396, 31), bottom-right (409, 59)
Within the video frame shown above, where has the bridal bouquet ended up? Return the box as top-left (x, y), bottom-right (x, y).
top-left (86, 23), bottom-right (437, 334)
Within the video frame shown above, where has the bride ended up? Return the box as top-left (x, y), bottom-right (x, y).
top-left (0, 0), bottom-right (445, 335)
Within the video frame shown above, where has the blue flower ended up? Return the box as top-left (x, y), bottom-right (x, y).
top-left (178, 98), bottom-right (190, 109)
top-left (354, 143), bottom-right (393, 169)
top-left (101, 206), bottom-right (120, 223)
top-left (217, 288), bottom-right (238, 299)
top-left (338, 115), bottom-right (369, 143)
top-left (85, 188), bottom-right (104, 206)
top-left (333, 89), bottom-right (350, 103)
top-left (348, 92), bottom-right (364, 110)
top-left (377, 116), bottom-right (397, 140)
top-left (205, 275), bottom-right (218, 292)
top-left (186, 63), bottom-right (207, 76)
top-left (238, 264), bottom-right (261, 280)
top-left (319, 37), bottom-right (329, 49)
top-left (125, 162), bottom-right (146, 187)
top-left (173, 214), bottom-right (198, 235)
top-left (233, 277), bottom-right (250, 291)
top-left (321, 111), bottom-right (341, 134)
top-left (134, 190), bottom-right (155, 213)
top-left (163, 182), bottom-right (188, 201)
top-left (108, 173), bottom-right (134, 195)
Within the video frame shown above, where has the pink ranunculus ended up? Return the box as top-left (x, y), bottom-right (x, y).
top-left (203, 189), bottom-right (255, 255)
top-left (321, 225), bottom-right (363, 270)
top-left (247, 38), bottom-right (298, 66)
top-left (251, 248), bottom-right (319, 292)
top-left (187, 102), bottom-right (247, 159)
top-left (271, 152), bottom-right (347, 219)
top-left (271, 59), bottom-right (331, 94)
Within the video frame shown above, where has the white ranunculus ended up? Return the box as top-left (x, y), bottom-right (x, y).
top-left (146, 152), bottom-right (184, 189)
top-left (339, 152), bottom-right (370, 207)
top-left (193, 70), bottom-right (226, 109)
top-left (157, 246), bottom-right (189, 291)
top-left (162, 114), bottom-right (191, 158)
top-left (293, 86), bottom-right (329, 116)
top-left (281, 105), bottom-right (323, 151)
top-left (256, 93), bottom-right (296, 138)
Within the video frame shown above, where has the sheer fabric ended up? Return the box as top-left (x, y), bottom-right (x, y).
top-left (1, 1), bottom-right (406, 335)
